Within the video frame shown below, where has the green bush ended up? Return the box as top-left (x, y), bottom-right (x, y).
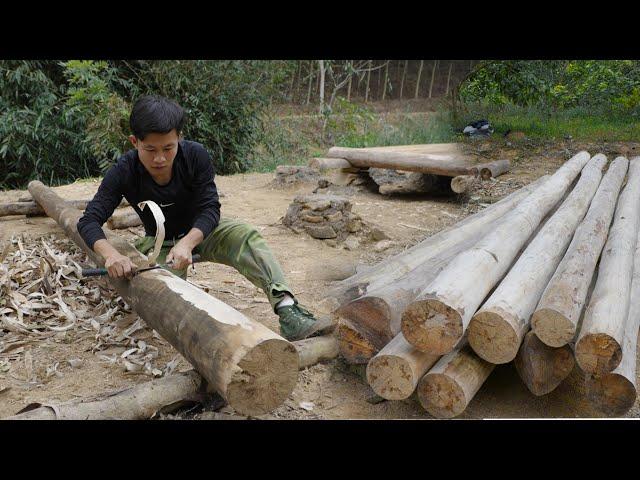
top-left (0, 60), bottom-right (93, 188)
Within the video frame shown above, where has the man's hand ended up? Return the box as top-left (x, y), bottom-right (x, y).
top-left (104, 252), bottom-right (137, 279)
top-left (166, 242), bottom-right (193, 270)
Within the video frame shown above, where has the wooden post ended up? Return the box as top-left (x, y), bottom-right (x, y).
top-left (532, 157), bottom-right (629, 347)
top-left (416, 343), bottom-right (495, 418)
top-left (575, 157), bottom-right (640, 375)
top-left (585, 226), bottom-right (640, 416)
top-left (309, 157), bottom-right (353, 170)
top-left (26, 181), bottom-right (299, 416)
top-left (479, 160), bottom-right (511, 180)
top-left (468, 155), bottom-right (606, 364)
top-left (328, 177), bottom-right (549, 306)
top-left (326, 147), bottom-right (475, 176)
top-left (514, 330), bottom-right (575, 396)
top-left (401, 152), bottom-right (590, 355)
top-left (366, 334), bottom-right (440, 400)
top-left (106, 208), bottom-right (143, 230)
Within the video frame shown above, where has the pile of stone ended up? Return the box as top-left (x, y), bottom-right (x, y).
top-left (283, 194), bottom-right (363, 242)
top-left (271, 166), bottom-right (321, 187)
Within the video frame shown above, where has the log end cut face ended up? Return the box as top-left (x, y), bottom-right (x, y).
top-left (586, 373), bottom-right (636, 417)
top-left (513, 332), bottom-right (575, 396)
top-left (366, 355), bottom-right (416, 401)
top-left (575, 333), bottom-right (623, 375)
top-left (401, 298), bottom-right (463, 355)
top-left (417, 373), bottom-right (466, 419)
top-left (531, 308), bottom-right (576, 348)
top-left (337, 296), bottom-right (393, 340)
top-left (468, 309), bottom-right (520, 364)
top-left (226, 338), bottom-right (299, 416)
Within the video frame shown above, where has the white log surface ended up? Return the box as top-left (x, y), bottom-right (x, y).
top-left (532, 157), bottom-right (629, 347)
top-left (468, 154), bottom-right (606, 364)
top-left (575, 157), bottom-right (640, 374)
top-left (401, 152), bottom-right (591, 355)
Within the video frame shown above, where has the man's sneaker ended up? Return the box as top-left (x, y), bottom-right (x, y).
top-left (278, 304), bottom-right (334, 341)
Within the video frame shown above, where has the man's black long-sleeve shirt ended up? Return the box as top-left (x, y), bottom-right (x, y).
top-left (77, 140), bottom-right (221, 249)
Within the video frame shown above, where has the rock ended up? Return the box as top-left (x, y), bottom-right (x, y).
top-left (308, 200), bottom-right (331, 211)
top-left (324, 211), bottom-right (343, 222)
top-left (272, 165), bottom-right (321, 187)
top-left (374, 240), bottom-right (395, 252)
top-left (301, 214), bottom-right (323, 223)
top-left (344, 236), bottom-right (360, 251)
top-left (305, 224), bottom-right (337, 239)
top-left (370, 227), bottom-right (389, 241)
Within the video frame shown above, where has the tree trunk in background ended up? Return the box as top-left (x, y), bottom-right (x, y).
top-left (365, 60), bottom-right (372, 103)
top-left (306, 60), bottom-right (313, 105)
top-left (429, 60), bottom-right (438, 98)
top-left (347, 61), bottom-right (353, 101)
top-left (319, 60), bottom-right (325, 115)
top-left (382, 61), bottom-right (389, 101)
top-left (446, 61), bottom-right (453, 96)
top-left (415, 60), bottom-right (424, 99)
top-left (400, 60), bottom-right (408, 100)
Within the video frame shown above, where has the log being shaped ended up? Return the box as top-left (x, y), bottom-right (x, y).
top-left (575, 157), bottom-right (640, 375)
top-left (585, 215), bottom-right (640, 415)
top-left (366, 334), bottom-right (440, 400)
top-left (416, 342), bottom-right (495, 418)
top-left (26, 181), bottom-right (299, 416)
top-left (401, 152), bottom-right (591, 355)
top-left (468, 154), bottom-right (607, 364)
top-left (532, 157), bottom-right (629, 347)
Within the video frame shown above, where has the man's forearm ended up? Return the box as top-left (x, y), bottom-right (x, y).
top-left (177, 228), bottom-right (205, 251)
top-left (93, 239), bottom-right (121, 260)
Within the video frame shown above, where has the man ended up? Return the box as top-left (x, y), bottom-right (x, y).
top-left (77, 95), bottom-right (332, 341)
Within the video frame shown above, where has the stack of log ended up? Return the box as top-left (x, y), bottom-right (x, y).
top-left (330, 152), bottom-right (640, 418)
top-left (310, 144), bottom-right (512, 195)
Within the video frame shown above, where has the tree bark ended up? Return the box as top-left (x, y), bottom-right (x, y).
top-left (366, 334), bottom-right (440, 400)
top-left (446, 61), bottom-right (453, 96)
top-left (450, 175), bottom-right (478, 194)
top-left (514, 330), bottom-right (575, 396)
top-left (416, 343), bottom-right (494, 418)
top-left (468, 154), bottom-right (606, 364)
top-left (328, 176), bottom-right (549, 306)
top-left (479, 160), bottom-right (511, 180)
top-left (401, 152), bottom-right (590, 355)
top-left (575, 157), bottom-right (640, 375)
top-left (336, 317), bottom-right (387, 364)
top-left (306, 61), bottom-right (314, 105)
top-left (365, 60), bottom-right (372, 103)
top-left (326, 147), bottom-right (475, 177)
top-left (532, 157), bottom-right (629, 347)
top-left (318, 60), bottom-right (325, 115)
top-left (26, 181), bottom-right (299, 416)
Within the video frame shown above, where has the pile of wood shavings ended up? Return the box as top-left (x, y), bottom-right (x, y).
top-left (0, 234), bottom-right (181, 385)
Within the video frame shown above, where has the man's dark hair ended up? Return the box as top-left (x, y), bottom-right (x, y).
top-left (129, 95), bottom-right (185, 140)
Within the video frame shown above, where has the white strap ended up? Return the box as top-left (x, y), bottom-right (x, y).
top-left (138, 200), bottom-right (166, 265)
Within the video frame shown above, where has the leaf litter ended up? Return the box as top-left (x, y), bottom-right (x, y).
top-left (0, 234), bottom-right (181, 387)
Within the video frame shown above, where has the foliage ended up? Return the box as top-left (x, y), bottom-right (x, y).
top-left (61, 60), bottom-right (132, 173)
top-left (0, 60), bottom-right (88, 188)
top-left (460, 60), bottom-right (640, 113)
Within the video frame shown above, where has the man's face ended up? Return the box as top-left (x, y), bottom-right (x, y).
top-left (129, 130), bottom-right (180, 181)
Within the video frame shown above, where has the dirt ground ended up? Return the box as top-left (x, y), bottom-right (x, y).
top-left (1, 138), bottom-right (639, 419)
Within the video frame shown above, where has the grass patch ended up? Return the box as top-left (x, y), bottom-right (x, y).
top-left (456, 103), bottom-right (640, 142)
